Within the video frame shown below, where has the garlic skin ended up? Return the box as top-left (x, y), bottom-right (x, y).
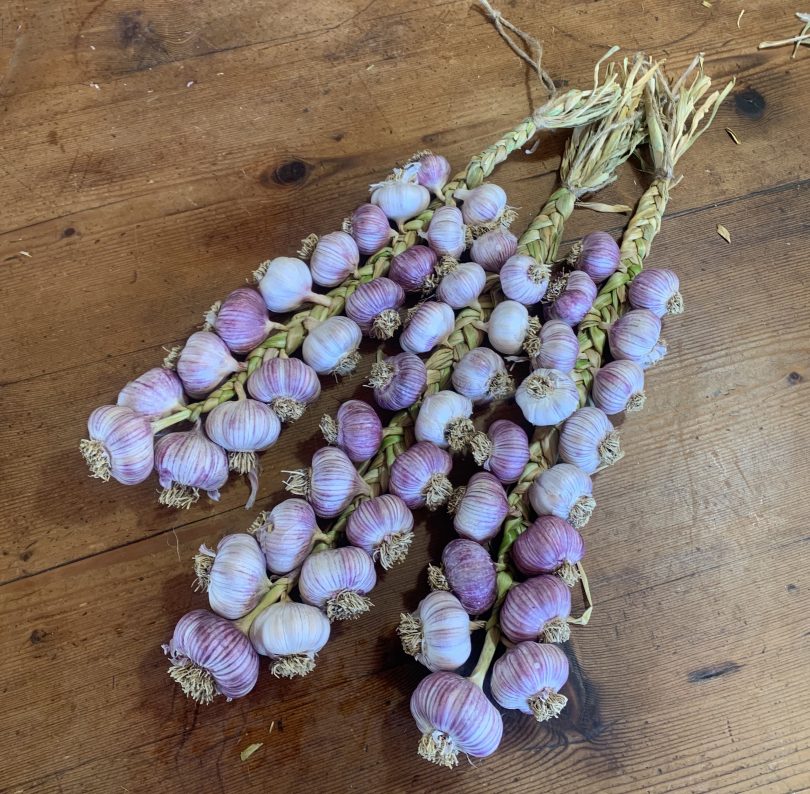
top-left (516, 368), bottom-right (579, 427)
top-left (284, 446), bottom-right (371, 518)
top-left (546, 271), bottom-right (597, 327)
top-left (249, 601), bottom-right (331, 678)
top-left (320, 399), bottom-right (383, 463)
top-left (163, 609), bottom-right (259, 703)
top-left (415, 152), bottom-right (452, 198)
top-left (470, 228), bottom-right (517, 273)
top-left (574, 231), bottom-right (620, 283)
top-left (347, 203), bottom-right (394, 255)
top-left (471, 419), bottom-right (530, 484)
top-left (250, 498), bottom-right (319, 575)
top-left (371, 178), bottom-right (431, 229)
top-left (559, 407), bottom-right (623, 474)
top-left (398, 591), bottom-right (473, 672)
top-left (155, 423), bottom-right (229, 508)
top-left (608, 309), bottom-right (667, 368)
top-left (390, 441), bottom-right (453, 510)
top-left (629, 267), bottom-right (683, 317)
top-left (400, 301), bottom-right (455, 355)
top-left (500, 575), bottom-right (572, 644)
top-left (212, 287), bottom-right (279, 354)
top-left (256, 257), bottom-right (332, 313)
top-left (177, 331), bottom-right (244, 399)
top-left (81, 405), bottom-right (155, 485)
top-left (438, 538), bottom-right (497, 614)
top-left (592, 359), bottom-right (646, 414)
top-left (455, 183), bottom-right (508, 228)
top-left (205, 396), bottom-right (281, 470)
top-left (389, 245), bottom-right (438, 293)
top-left (529, 463), bottom-right (595, 529)
top-left (309, 231), bottom-right (360, 287)
top-left (194, 534), bottom-right (270, 619)
top-left (500, 254), bottom-right (550, 305)
top-left (346, 494), bottom-right (414, 569)
top-left (117, 368), bottom-right (186, 420)
top-left (302, 316), bottom-right (362, 376)
top-left (512, 516), bottom-right (585, 585)
top-left (533, 320), bottom-right (579, 373)
top-left (345, 277), bottom-right (405, 339)
top-left (451, 347), bottom-right (513, 404)
top-left (368, 352), bottom-right (427, 411)
top-left (426, 206), bottom-right (466, 258)
top-left (449, 472), bottom-right (509, 543)
top-left (299, 546), bottom-right (377, 621)
top-left (486, 300), bottom-right (533, 355)
top-left (247, 357), bottom-right (321, 423)
top-left (415, 390), bottom-right (474, 452)
top-left (411, 672), bottom-right (503, 767)
top-left (435, 260), bottom-right (487, 309)
top-left (491, 642), bottom-right (570, 721)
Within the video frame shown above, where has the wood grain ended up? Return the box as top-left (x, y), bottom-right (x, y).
top-left (2, 0), bottom-right (809, 791)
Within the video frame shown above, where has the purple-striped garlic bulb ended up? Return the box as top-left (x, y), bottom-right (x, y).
top-left (500, 575), bottom-right (572, 643)
top-left (346, 494), bottom-right (414, 569)
top-left (572, 231), bottom-right (620, 283)
top-left (390, 441), bottom-right (453, 510)
top-left (207, 287), bottom-right (283, 354)
top-left (470, 228), bottom-right (517, 273)
top-left (414, 151), bottom-right (451, 199)
top-left (491, 642), bottom-right (570, 721)
top-left (345, 203), bottom-right (394, 255)
top-left (117, 368), bottom-right (186, 420)
top-left (512, 516), bottom-right (585, 585)
top-left (592, 359), bottom-right (646, 414)
top-left (309, 231), bottom-right (360, 287)
top-left (532, 320), bottom-right (579, 373)
top-left (320, 399), bottom-right (383, 463)
top-left (194, 534), bottom-right (270, 619)
top-left (448, 472), bottom-right (509, 543)
top-left (302, 316), bottom-right (362, 376)
top-left (451, 347), bottom-right (513, 404)
top-left (299, 546), bottom-right (377, 621)
top-left (500, 254), bottom-right (550, 305)
top-left (608, 308), bottom-right (667, 368)
top-left (284, 447), bottom-right (370, 518)
top-left (559, 406), bottom-right (623, 474)
top-left (255, 257), bottom-right (332, 313)
top-left (389, 245), bottom-right (438, 293)
top-left (176, 331), bottom-right (245, 399)
top-left (249, 498), bottom-right (321, 575)
top-left (155, 422), bottom-right (229, 508)
top-left (471, 419), bottom-right (530, 484)
top-left (162, 609), bottom-right (259, 703)
top-left (370, 175), bottom-right (431, 230)
top-left (249, 600), bottom-right (331, 678)
top-left (247, 356), bottom-right (321, 423)
top-left (482, 300), bottom-right (538, 356)
top-left (431, 539), bottom-right (497, 615)
top-left (410, 672), bottom-right (503, 767)
top-left (80, 405), bottom-right (154, 485)
top-left (629, 267), bottom-right (683, 317)
top-left (545, 270), bottom-right (597, 327)
top-left (455, 183), bottom-right (510, 230)
top-left (367, 352), bottom-right (427, 411)
top-left (426, 205), bottom-right (466, 258)
top-left (529, 463), bottom-right (595, 529)
top-left (345, 277), bottom-right (405, 339)
top-left (415, 390), bottom-right (475, 453)
top-left (516, 368), bottom-right (579, 427)
top-left (400, 301), bottom-right (455, 355)
top-left (435, 259), bottom-right (487, 309)
top-left (398, 591), bottom-right (479, 671)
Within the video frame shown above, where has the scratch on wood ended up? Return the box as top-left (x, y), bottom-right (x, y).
top-left (687, 661), bottom-right (743, 683)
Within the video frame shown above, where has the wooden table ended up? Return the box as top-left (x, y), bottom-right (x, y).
top-left (2, 0), bottom-right (808, 791)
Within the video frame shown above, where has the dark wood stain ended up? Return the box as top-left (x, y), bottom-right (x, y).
top-left (29, 629), bottom-right (48, 645)
top-left (262, 159), bottom-right (310, 188)
top-left (735, 88), bottom-right (766, 120)
top-left (787, 371), bottom-right (803, 385)
top-left (687, 661), bottom-right (743, 683)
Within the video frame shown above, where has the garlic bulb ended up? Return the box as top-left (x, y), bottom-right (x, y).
top-left (515, 368), bottom-right (579, 426)
top-left (320, 399), bottom-right (383, 462)
top-left (309, 231), bottom-right (360, 287)
top-left (484, 300), bottom-right (535, 355)
top-left (117, 368), bottom-right (186, 420)
top-left (256, 257), bottom-right (332, 313)
top-left (345, 277), bottom-right (405, 339)
top-left (573, 231), bottom-right (620, 283)
top-left (411, 672), bottom-right (503, 767)
top-left (176, 331), bottom-right (244, 399)
top-left (249, 600), bottom-right (331, 678)
top-left (194, 534), bottom-right (270, 619)
top-left (451, 347), bottom-right (513, 404)
top-left (500, 575), bottom-right (572, 643)
top-left (415, 152), bottom-right (452, 198)
top-left (163, 609), bottom-right (259, 703)
top-left (284, 446), bottom-right (370, 518)
top-left (155, 422), bottom-right (229, 508)
top-left (370, 177), bottom-right (431, 229)
top-left (390, 441), bottom-right (453, 510)
top-left (302, 316), bottom-right (362, 376)
top-left (299, 546), bottom-right (377, 621)
top-left (448, 472), bottom-right (509, 543)
top-left (529, 463), bottom-right (595, 528)
top-left (471, 419), bottom-right (530, 484)
top-left (398, 591), bottom-right (475, 672)
top-left (629, 267), bottom-right (683, 317)
top-left (247, 356), bottom-right (321, 423)
top-left (512, 516), bottom-right (585, 585)
top-left (80, 405), bottom-right (154, 485)
top-left (491, 642), bottom-right (569, 721)
top-left (426, 206), bottom-right (466, 258)
top-left (558, 407), bottom-right (623, 474)
top-left (608, 309), bottom-right (667, 368)
top-left (210, 287), bottom-right (282, 354)
top-left (500, 254), bottom-right (550, 305)
top-left (592, 359), bottom-right (646, 414)
top-left (346, 493), bottom-right (414, 569)
top-left (532, 319), bottom-right (579, 373)
top-left (433, 538), bottom-right (497, 615)
top-left (545, 270), bottom-right (597, 327)
top-left (414, 390), bottom-right (475, 452)
top-left (435, 260), bottom-right (486, 309)
top-left (389, 245), bottom-right (438, 293)
top-left (346, 203), bottom-right (394, 255)
top-left (250, 498), bottom-right (320, 575)
top-left (470, 228), bottom-right (517, 273)
top-left (455, 183), bottom-right (508, 228)
top-left (367, 352), bottom-right (428, 411)
top-left (400, 301), bottom-right (455, 355)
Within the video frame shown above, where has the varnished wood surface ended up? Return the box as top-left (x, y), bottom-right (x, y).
top-left (1, 1), bottom-right (809, 791)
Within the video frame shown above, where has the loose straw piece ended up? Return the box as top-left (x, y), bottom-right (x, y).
top-left (758, 12), bottom-right (810, 58)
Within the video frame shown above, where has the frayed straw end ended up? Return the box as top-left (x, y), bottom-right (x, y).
top-left (80, 438), bottom-right (111, 481)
